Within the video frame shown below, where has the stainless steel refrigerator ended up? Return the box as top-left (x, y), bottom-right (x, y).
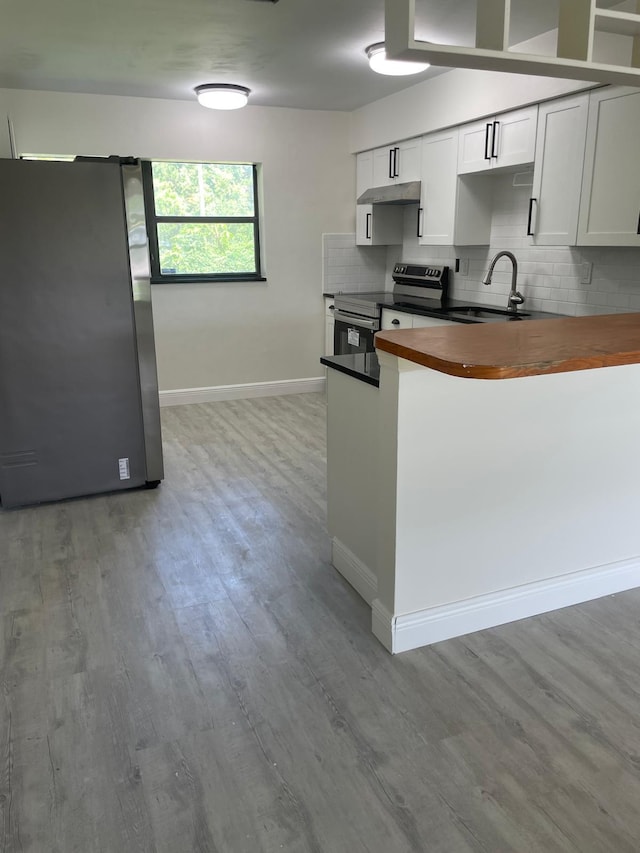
top-left (0, 156), bottom-right (164, 508)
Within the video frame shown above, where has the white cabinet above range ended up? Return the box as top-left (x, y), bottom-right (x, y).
top-left (457, 106), bottom-right (538, 174)
top-left (355, 144), bottom-right (410, 246)
top-left (357, 139), bottom-right (421, 196)
top-left (371, 138), bottom-right (422, 187)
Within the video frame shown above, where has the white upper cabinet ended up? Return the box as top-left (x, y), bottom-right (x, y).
top-left (357, 150), bottom-right (402, 245)
top-left (418, 128), bottom-right (459, 246)
top-left (372, 137), bottom-right (422, 186)
top-left (419, 128), bottom-right (493, 246)
top-left (355, 203), bottom-right (403, 246)
top-left (577, 87), bottom-right (640, 247)
top-left (528, 94), bottom-right (589, 246)
top-left (356, 150), bottom-right (374, 198)
top-left (457, 106), bottom-right (538, 174)
top-left (355, 140), bottom-right (419, 246)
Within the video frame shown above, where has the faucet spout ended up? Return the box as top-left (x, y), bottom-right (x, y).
top-left (482, 250), bottom-right (525, 313)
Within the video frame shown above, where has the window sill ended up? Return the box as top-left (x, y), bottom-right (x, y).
top-left (150, 275), bottom-right (267, 285)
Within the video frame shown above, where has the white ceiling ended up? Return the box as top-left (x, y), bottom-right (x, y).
top-left (0, 0), bottom-right (615, 111)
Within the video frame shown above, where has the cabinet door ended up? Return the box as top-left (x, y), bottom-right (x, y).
top-left (457, 120), bottom-right (493, 174)
top-left (325, 302), bottom-right (335, 356)
top-left (458, 107), bottom-right (537, 174)
top-left (411, 315), bottom-right (454, 328)
top-left (381, 309), bottom-right (413, 330)
top-left (420, 129), bottom-right (459, 246)
top-left (356, 204), bottom-right (373, 245)
top-left (530, 95), bottom-right (588, 246)
top-left (356, 151), bottom-right (374, 198)
top-left (396, 138), bottom-right (422, 182)
top-left (373, 146), bottom-right (396, 187)
top-left (356, 204), bottom-right (402, 246)
top-left (578, 87), bottom-right (640, 247)
top-left (493, 106), bottom-right (537, 169)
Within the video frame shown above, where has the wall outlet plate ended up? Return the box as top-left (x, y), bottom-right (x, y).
top-left (456, 258), bottom-right (469, 276)
top-left (581, 261), bottom-right (593, 285)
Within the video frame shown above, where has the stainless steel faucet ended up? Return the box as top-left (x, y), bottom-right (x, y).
top-left (482, 250), bottom-right (525, 313)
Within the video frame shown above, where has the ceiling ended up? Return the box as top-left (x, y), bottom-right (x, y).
top-left (0, 0), bottom-right (613, 111)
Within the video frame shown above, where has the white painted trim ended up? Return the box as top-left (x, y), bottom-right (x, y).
top-left (377, 556), bottom-right (640, 654)
top-left (331, 538), bottom-right (377, 605)
top-left (371, 598), bottom-right (395, 652)
top-left (159, 377), bottom-right (326, 407)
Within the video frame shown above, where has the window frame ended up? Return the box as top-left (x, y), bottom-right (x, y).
top-left (141, 160), bottom-right (264, 284)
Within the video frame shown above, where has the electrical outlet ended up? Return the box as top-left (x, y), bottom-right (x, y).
top-left (581, 261), bottom-right (593, 285)
top-left (457, 258), bottom-right (469, 276)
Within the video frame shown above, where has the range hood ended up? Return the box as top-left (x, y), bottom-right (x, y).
top-left (357, 180), bottom-right (421, 205)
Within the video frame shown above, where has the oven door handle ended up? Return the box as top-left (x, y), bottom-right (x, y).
top-left (333, 310), bottom-right (379, 330)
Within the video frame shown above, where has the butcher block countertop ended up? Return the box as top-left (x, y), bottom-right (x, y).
top-left (374, 313), bottom-right (640, 380)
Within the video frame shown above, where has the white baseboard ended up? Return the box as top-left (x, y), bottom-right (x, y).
top-left (331, 538), bottom-right (377, 605)
top-left (159, 377), bottom-right (326, 407)
top-left (371, 598), bottom-right (395, 652)
top-left (373, 555), bottom-right (640, 654)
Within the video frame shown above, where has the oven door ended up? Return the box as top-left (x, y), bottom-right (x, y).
top-left (333, 310), bottom-right (379, 356)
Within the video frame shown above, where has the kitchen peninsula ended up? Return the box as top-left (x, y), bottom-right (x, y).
top-left (324, 314), bottom-right (640, 653)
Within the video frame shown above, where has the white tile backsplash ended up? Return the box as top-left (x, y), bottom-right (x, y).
top-left (392, 173), bottom-right (640, 316)
top-left (322, 233), bottom-right (389, 293)
top-left (324, 179), bottom-right (640, 313)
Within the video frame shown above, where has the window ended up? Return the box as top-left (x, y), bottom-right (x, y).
top-left (141, 160), bottom-right (263, 283)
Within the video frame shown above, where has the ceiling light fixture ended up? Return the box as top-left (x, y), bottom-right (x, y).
top-left (195, 84), bottom-right (251, 110)
top-left (365, 42), bottom-right (430, 76)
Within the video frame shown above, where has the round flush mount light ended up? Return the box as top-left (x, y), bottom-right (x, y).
top-left (195, 84), bottom-right (251, 110)
top-left (365, 42), bottom-right (430, 76)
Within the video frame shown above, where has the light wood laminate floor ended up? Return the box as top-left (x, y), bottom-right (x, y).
top-left (2, 392), bottom-right (640, 852)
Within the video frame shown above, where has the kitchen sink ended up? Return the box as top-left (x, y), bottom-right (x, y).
top-left (451, 306), bottom-right (530, 319)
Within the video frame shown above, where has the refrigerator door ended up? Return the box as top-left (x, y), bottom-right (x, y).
top-left (0, 159), bottom-right (148, 507)
top-left (121, 161), bottom-right (164, 485)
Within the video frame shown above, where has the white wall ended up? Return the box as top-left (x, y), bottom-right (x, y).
top-left (0, 89), bottom-right (353, 391)
top-left (349, 68), bottom-right (591, 153)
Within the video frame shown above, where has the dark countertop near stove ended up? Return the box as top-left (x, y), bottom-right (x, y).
top-left (323, 291), bottom-right (569, 385)
top-left (320, 353), bottom-right (380, 387)
top-left (332, 290), bottom-right (562, 324)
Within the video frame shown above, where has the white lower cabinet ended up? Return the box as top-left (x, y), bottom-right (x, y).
top-left (577, 86), bottom-right (640, 247)
top-left (324, 296), bottom-right (335, 355)
top-left (411, 315), bottom-right (455, 328)
top-left (381, 309), bottom-right (454, 331)
top-left (381, 309), bottom-right (414, 331)
top-left (529, 93), bottom-right (588, 246)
